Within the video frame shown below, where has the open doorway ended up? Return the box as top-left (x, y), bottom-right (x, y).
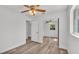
top-left (43, 18), bottom-right (59, 53)
top-left (26, 20), bottom-right (44, 44)
top-left (26, 21), bottom-right (31, 43)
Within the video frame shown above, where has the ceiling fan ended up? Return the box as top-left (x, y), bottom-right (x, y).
top-left (21, 5), bottom-right (46, 16)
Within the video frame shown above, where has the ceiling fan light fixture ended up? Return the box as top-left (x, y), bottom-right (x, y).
top-left (29, 10), bottom-right (36, 16)
top-left (21, 5), bottom-right (46, 16)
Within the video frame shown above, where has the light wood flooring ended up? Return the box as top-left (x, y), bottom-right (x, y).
top-left (3, 37), bottom-right (68, 54)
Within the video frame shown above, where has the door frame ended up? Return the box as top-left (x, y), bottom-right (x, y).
top-left (58, 18), bottom-right (59, 51)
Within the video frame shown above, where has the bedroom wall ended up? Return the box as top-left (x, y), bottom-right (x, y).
top-left (0, 6), bottom-right (26, 53)
top-left (67, 6), bottom-right (79, 54)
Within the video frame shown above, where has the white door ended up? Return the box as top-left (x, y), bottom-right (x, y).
top-left (31, 21), bottom-right (39, 43)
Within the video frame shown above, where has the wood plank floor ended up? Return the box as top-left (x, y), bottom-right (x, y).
top-left (3, 37), bottom-right (68, 54)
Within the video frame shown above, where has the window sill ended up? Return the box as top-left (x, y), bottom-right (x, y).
top-left (72, 33), bottom-right (79, 38)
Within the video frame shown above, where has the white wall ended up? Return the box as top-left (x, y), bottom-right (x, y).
top-left (67, 6), bottom-right (79, 54)
top-left (0, 6), bottom-right (26, 53)
top-left (58, 11), bottom-right (68, 49)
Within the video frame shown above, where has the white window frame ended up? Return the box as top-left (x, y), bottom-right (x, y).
top-left (70, 5), bottom-right (79, 38)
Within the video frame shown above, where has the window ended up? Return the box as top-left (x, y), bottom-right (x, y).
top-left (70, 5), bottom-right (79, 37)
top-left (74, 7), bottom-right (79, 33)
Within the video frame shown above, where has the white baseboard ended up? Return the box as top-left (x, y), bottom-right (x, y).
top-left (0, 40), bottom-right (26, 53)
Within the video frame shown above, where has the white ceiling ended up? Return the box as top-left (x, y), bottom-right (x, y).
top-left (2, 5), bottom-right (68, 13)
top-left (40, 5), bottom-right (68, 12)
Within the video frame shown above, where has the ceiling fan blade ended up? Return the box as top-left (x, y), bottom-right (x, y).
top-left (36, 9), bottom-right (46, 12)
top-left (30, 5), bottom-right (40, 8)
top-left (34, 5), bottom-right (40, 7)
top-left (24, 5), bottom-right (30, 8)
top-left (36, 5), bottom-right (40, 6)
top-left (24, 5), bottom-right (40, 9)
top-left (21, 10), bottom-right (29, 13)
top-left (30, 5), bottom-right (35, 7)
